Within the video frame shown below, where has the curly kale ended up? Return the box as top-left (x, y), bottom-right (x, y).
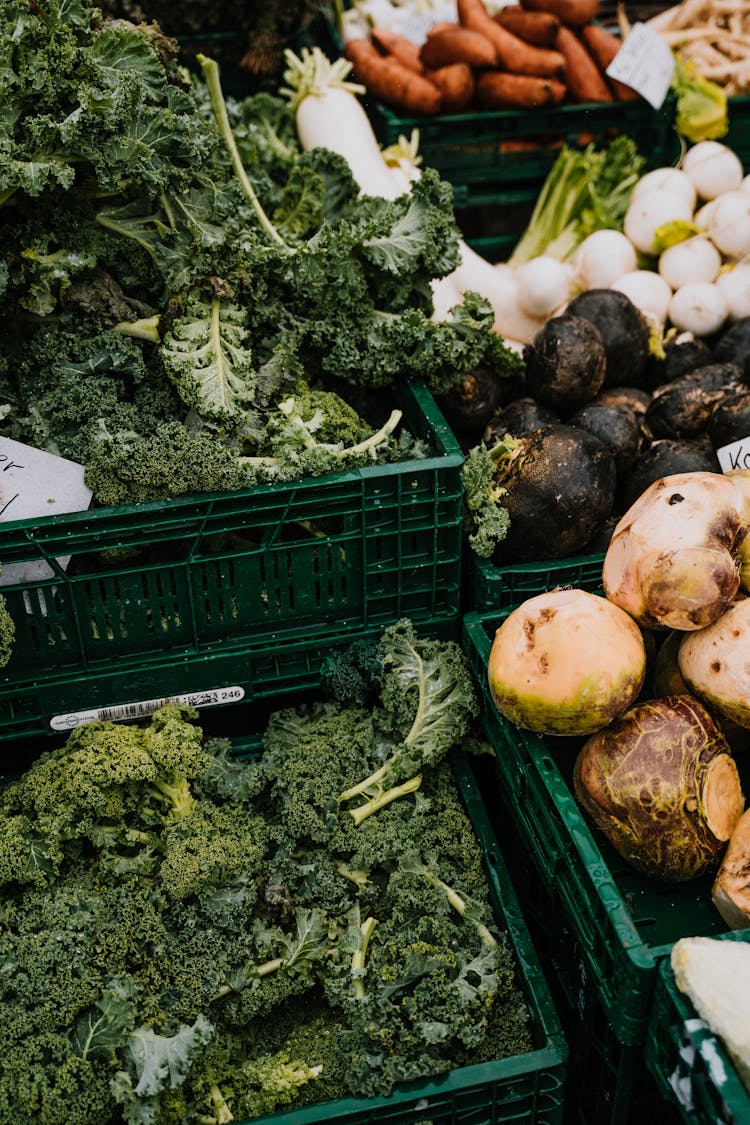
top-left (0, 0), bottom-right (215, 205)
top-left (337, 620), bottom-right (479, 824)
top-left (0, 622), bottom-right (530, 1124)
top-left (320, 637), bottom-right (385, 708)
top-left (83, 421), bottom-right (253, 506)
top-left (461, 441), bottom-right (512, 559)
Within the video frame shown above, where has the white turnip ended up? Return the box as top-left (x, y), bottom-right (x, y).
top-left (682, 141), bottom-right (744, 201)
top-left (709, 191), bottom-right (750, 259)
top-left (602, 471), bottom-right (748, 631)
top-left (669, 282), bottom-right (729, 337)
top-left (487, 588), bottom-right (646, 736)
top-left (631, 167), bottom-right (697, 212)
top-left (717, 265), bottom-right (750, 321)
top-left (624, 190), bottom-right (694, 255)
top-left (658, 237), bottom-right (722, 290)
top-left (573, 230), bottom-right (637, 291)
top-left (515, 256), bottom-right (573, 318)
top-left (612, 270), bottom-right (672, 324)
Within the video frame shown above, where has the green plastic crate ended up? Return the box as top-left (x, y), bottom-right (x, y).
top-left (244, 746), bottom-right (568, 1124)
top-left (361, 97), bottom-right (676, 200)
top-left (469, 550), bottom-right (607, 613)
top-left (3, 708), bottom-right (568, 1125)
top-left (461, 607), bottom-right (745, 1052)
top-left (470, 750), bottom-right (681, 1125)
top-left (321, 11), bottom-right (676, 195)
top-left (646, 933), bottom-right (750, 1125)
top-left (0, 381), bottom-right (463, 741)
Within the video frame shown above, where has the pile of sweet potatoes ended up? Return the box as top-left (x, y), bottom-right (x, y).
top-left (344, 0), bottom-right (641, 115)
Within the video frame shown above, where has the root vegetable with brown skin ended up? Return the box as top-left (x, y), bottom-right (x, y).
top-left (712, 808), bottom-right (750, 928)
top-left (678, 598), bottom-right (750, 729)
top-left (488, 587), bottom-right (647, 736)
top-left (728, 469), bottom-right (750, 592)
top-left (574, 694), bottom-right (745, 882)
top-left (602, 471), bottom-right (748, 631)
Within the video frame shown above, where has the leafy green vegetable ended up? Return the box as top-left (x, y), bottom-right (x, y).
top-left (0, 628), bottom-right (531, 1122)
top-left (672, 55), bottom-right (728, 143)
top-left (160, 299), bottom-right (256, 422)
top-left (0, 0), bottom-right (519, 513)
top-left (461, 442), bottom-right (512, 559)
top-left (509, 137), bottom-right (646, 265)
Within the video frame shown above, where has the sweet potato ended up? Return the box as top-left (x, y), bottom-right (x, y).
top-left (581, 24), bottom-right (639, 100)
top-left (419, 25), bottom-right (497, 69)
top-left (457, 0), bottom-right (565, 79)
top-left (520, 0), bottom-right (600, 26)
top-left (555, 25), bottom-right (612, 101)
top-left (476, 70), bottom-right (567, 108)
top-left (423, 62), bottom-right (476, 112)
top-left (344, 40), bottom-right (443, 115)
top-left (370, 26), bottom-right (424, 73)
top-left (495, 5), bottom-right (560, 47)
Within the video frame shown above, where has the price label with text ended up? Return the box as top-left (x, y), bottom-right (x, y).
top-left (0, 437), bottom-right (92, 586)
top-left (606, 23), bottom-right (675, 109)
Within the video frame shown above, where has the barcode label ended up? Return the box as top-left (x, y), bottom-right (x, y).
top-left (50, 686), bottom-right (246, 732)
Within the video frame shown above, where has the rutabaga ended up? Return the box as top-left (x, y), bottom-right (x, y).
top-left (575, 696), bottom-right (744, 881)
top-left (712, 810), bottom-right (750, 929)
top-left (487, 588), bottom-right (646, 736)
top-left (671, 936), bottom-right (750, 1093)
top-left (602, 471), bottom-right (747, 631)
top-left (678, 599), bottom-right (750, 729)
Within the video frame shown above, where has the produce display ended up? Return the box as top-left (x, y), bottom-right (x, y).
top-left (0, 623), bottom-right (540, 1123)
top-left (100, 0), bottom-right (328, 79)
top-left (0, 2), bottom-right (519, 509)
top-left (5, 0), bottom-right (750, 1117)
top-left (339, 0), bottom-right (645, 113)
top-left (491, 137), bottom-right (750, 343)
top-left (485, 467), bottom-right (750, 894)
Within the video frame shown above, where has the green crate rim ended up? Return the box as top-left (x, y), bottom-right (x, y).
top-left (236, 748), bottom-right (566, 1124)
top-left (462, 607), bottom-right (673, 1046)
top-left (0, 380), bottom-right (465, 739)
top-left (0, 381), bottom-right (462, 558)
top-left (647, 936), bottom-right (750, 1124)
top-left (469, 549), bottom-right (607, 612)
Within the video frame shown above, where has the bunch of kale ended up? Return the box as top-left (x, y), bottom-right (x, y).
top-left (0, 621), bottom-right (532, 1124)
top-left (0, 0), bottom-right (519, 507)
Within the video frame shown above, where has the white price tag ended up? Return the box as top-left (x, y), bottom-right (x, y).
top-left (605, 22), bottom-right (675, 109)
top-left (50, 685), bottom-right (246, 731)
top-left (0, 437), bottom-right (93, 586)
top-left (717, 436), bottom-right (750, 474)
